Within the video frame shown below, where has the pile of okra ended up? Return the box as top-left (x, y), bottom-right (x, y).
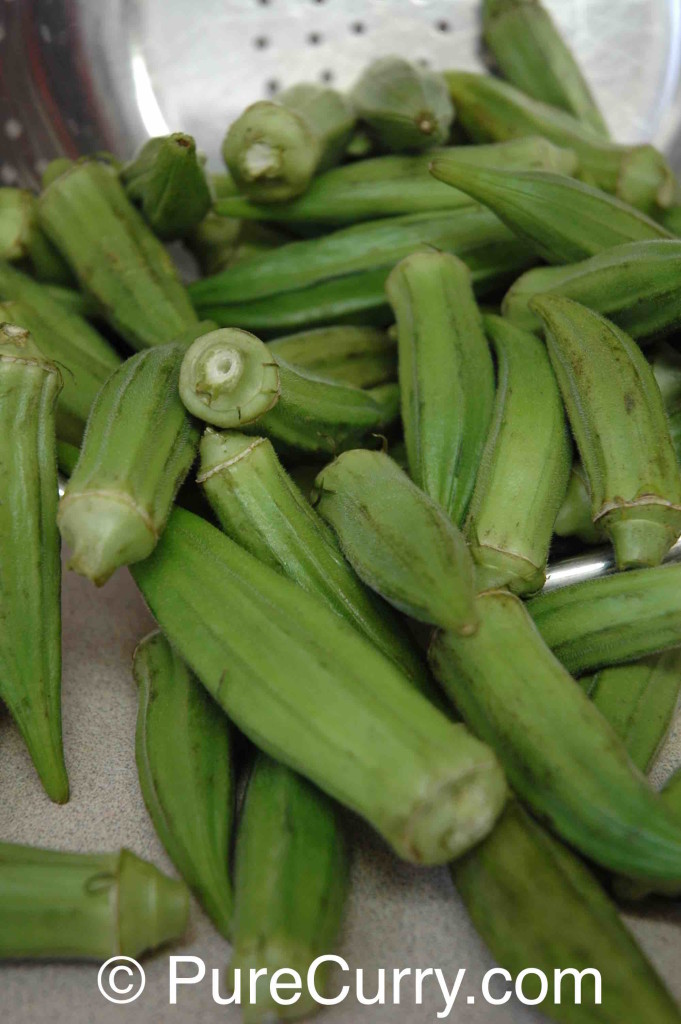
top-left (4, 1), bottom-right (681, 1021)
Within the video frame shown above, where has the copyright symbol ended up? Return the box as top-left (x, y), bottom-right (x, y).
top-left (97, 956), bottom-right (146, 1004)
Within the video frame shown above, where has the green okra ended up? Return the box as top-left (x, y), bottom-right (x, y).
top-left (452, 800), bottom-right (681, 1024)
top-left (465, 315), bottom-right (571, 594)
top-left (443, 72), bottom-right (678, 213)
top-left (180, 328), bottom-right (398, 454)
top-left (59, 335), bottom-right (205, 585)
top-left (501, 239), bottom-right (681, 342)
top-left (429, 589), bottom-right (681, 882)
top-left (216, 137), bottom-right (578, 226)
top-left (617, 768), bottom-right (681, 899)
top-left (0, 261), bottom-right (120, 445)
top-left (0, 841), bottom-right (188, 960)
top-left (532, 296), bottom-right (681, 568)
top-left (57, 439), bottom-right (80, 477)
top-left (429, 161), bottom-right (671, 265)
top-left (37, 159), bottom-right (199, 350)
top-left (185, 213), bottom-right (289, 276)
top-left (179, 328), bottom-right (281, 429)
top-left (481, 0), bottom-right (609, 136)
top-left (133, 632), bottom-right (234, 939)
top-left (121, 132), bottom-right (212, 240)
top-left (651, 342), bottom-right (681, 410)
top-left (0, 324), bottom-right (67, 804)
top-left (528, 562), bottom-right (681, 675)
top-left (222, 85), bottom-right (354, 203)
top-left (0, 187), bottom-right (75, 285)
top-left (267, 326), bottom-right (396, 388)
top-left (386, 251), bottom-right (494, 524)
top-left (131, 507), bottom-right (507, 866)
top-left (581, 650), bottom-right (681, 775)
top-left (351, 56), bottom-right (454, 152)
top-left (227, 754), bottom-right (349, 1022)
top-left (314, 449), bottom-right (479, 634)
top-left (553, 463), bottom-right (608, 546)
top-left (197, 429), bottom-right (433, 695)
top-left (42, 283), bottom-right (100, 319)
top-left (188, 207), bottom-right (536, 331)
top-left (661, 203), bottom-right (681, 236)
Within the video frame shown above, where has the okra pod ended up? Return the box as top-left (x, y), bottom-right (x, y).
top-left (429, 589), bottom-right (681, 882)
top-left (197, 430), bottom-right (433, 694)
top-left (581, 650), bottom-right (681, 774)
top-left (38, 159), bottom-right (199, 350)
top-left (528, 563), bottom-right (681, 675)
top-left (429, 161), bottom-right (671, 265)
top-left (465, 315), bottom-right (571, 594)
top-left (0, 187), bottom-right (75, 285)
top-left (121, 132), bottom-right (212, 240)
top-left (133, 632), bottom-right (234, 939)
top-left (452, 801), bottom-right (681, 1024)
top-left (227, 754), bottom-right (349, 1022)
top-left (0, 261), bottom-right (120, 445)
top-left (481, 0), bottom-right (609, 136)
top-left (181, 328), bottom-right (398, 453)
top-left (502, 239), bottom-right (681, 342)
top-left (0, 324), bottom-right (67, 803)
top-left (185, 213), bottom-right (289, 276)
top-left (222, 85), bottom-right (354, 203)
top-left (443, 72), bottom-right (678, 213)
top-left (131, 507), bottom-right (507, 865)
top-left (386, 251), bottom-right (494, 524)
top-left (315, 450), bottom-right (479, 634)
top-left (188, 207), bottom-right (536, 330)
top-left (0, 842), bottom-right (188, 960)
top-left (216, 138), bottom-right (578, 225)
top-left (351, 56), bottom-right (453, 152)
top-left (59, 336), bottom-right (204, 585)
top-left (553, 463), bottom-right (608, 546)
top-left (267, 325), bottom-right (396, 388)
top-left (532, 296), bottom-right (681, 568)
top-left (617, 768), bottom-right (681, 899)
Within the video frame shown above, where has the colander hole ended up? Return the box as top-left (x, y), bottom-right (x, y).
top-left (320, 69), bottom-right (334, 83)
top-left (253, 35), bottom-right (269, 49)
top-left (307, 32), bottom-right (322, 45)
top-left (266, 78), bottom-right (280, 95)
top-left (436, 20), bottom-right (451, 33)
top-left (350, 21), bottom-right (365, 34)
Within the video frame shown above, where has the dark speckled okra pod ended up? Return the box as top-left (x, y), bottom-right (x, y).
top-left (37, 159), bottom-right (199, 350)
top-left (227, 754), bottom-right (349, 1022)
top-left (58, 326), bottom-right (209, 585)
top-left (0, 842), bottom-right (188, 961)
top-left (131, 507), bottom-right (507, 866)
top-left (0, 324), bottom-right (68, 803)
top-left (133, 632), bottom-right (234, 939)
top-left (386, 251), bottom-right (495, 525)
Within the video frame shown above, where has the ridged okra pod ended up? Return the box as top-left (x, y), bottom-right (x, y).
top-left (133, 632), bottom-right (233, 939)
top-left (429, 589), bottom-right (681, 883)
top-left (386, 252), bottom-right (494, 525)
top-left (429, 160), bottom-right (672, 265)
top-left (180, 327), bottom-right (398, 454)
top-left (553, 463), bottom-right (608, 546)
top-left (0, 187), bottom-right (75, 285)
top-left (502, 239), bottom-right (681, 341)
top-left (452, 800), bottom-right (681, 1024)
top-left (131, 507), bottom-right (507, 865)
top-left (481, 0), bottom-right (609, 136)
top-left (121, 132), bottom-right (212, 240)
top-left (0, 842), bottom-right (188, 960)
top-left (581, 650), bottom-right (681, 774)
top-left (350, 56), bottom-right (453, 152)
top-left (59, 338), bottom-right (203, 585)
top-left (443, 72), bottom-right (678, 213)
top-left (267, 325), bottom-right (396, 388)
top-left (465, 315), bottom-right (571, 594)
top-left (0, 324), bottom-right (67, 803)
top-left (197, 430), bottom-right (432, 693)
top-left (528, 562), bottom-right (681, 675)
top-left (315, 450), bottom-right (479, 634)
top-left (188, 207), bottom-right (536, 331)
top-left (227, 754), bottom-right (349, 1022)
top-left (37, 159), bottom-right (198, 350)
top-left (0, 261), bottom-right (120, 445)
top-left (532, 296), bottom-right (681, 568)
top-left (618, 768), bottom-right (681, 900)
top-left (217, 137), bottom-right (578, 225)
top-left (185, 214), bottom-right (289, 277)
top-left (222, 85), bottom-right (354, 203)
